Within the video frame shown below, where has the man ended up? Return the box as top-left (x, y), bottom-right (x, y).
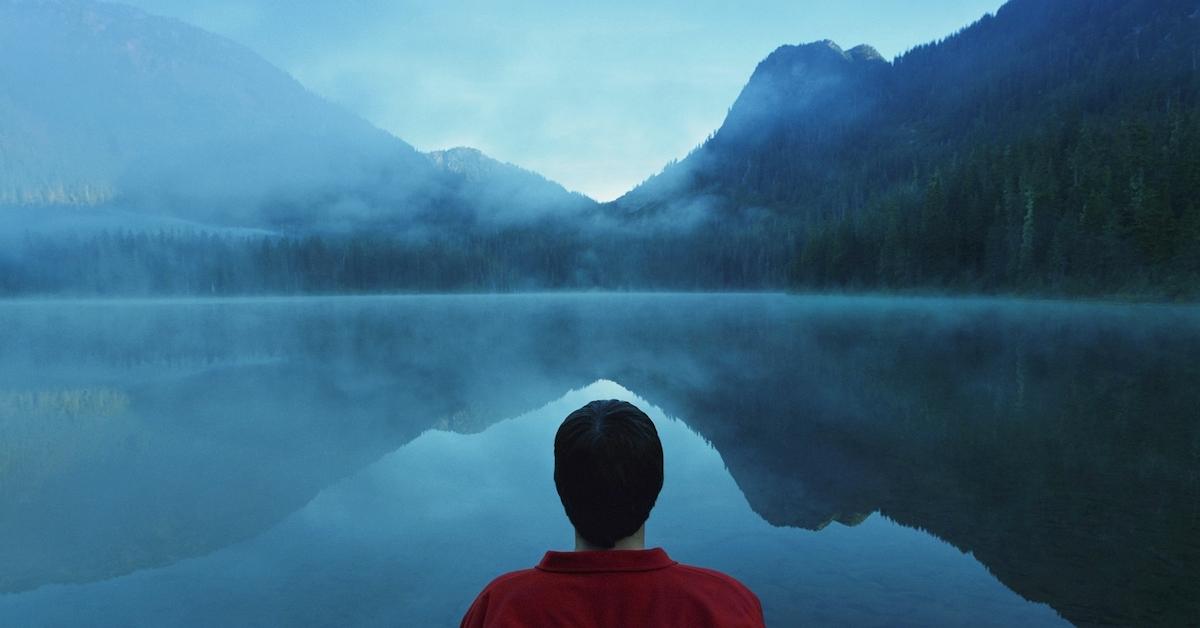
top-left (460, 399), bottom-right (765, 627)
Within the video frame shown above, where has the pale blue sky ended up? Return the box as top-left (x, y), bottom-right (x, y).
top-left (122, 0), bottom-right (1005, 200)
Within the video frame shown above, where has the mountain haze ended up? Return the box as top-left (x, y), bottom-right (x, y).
top-left (0, 0), bottom-right (415, 219)
top-left (426, 147), bottom-right (594, 224)
top-left (0, 0), bottom-right (590, 231)
top-left (2, 0), bottom-right (1197, 297)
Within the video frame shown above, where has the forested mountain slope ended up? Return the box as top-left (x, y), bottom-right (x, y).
top-left (615, 0), bottom-right (1200, 297)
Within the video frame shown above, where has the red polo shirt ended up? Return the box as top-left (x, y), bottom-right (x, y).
top-left (460, 548), bottom-right (765, 627)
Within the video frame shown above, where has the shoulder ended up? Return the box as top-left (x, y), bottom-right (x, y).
top-left (475, 567), bottom-right (543, 597)
top-left (673, 564), bottom-right (758, 596)
top-left (461, 569), bottom-right (544, 628)
top-left (669, 563), bottom-right (764, 616)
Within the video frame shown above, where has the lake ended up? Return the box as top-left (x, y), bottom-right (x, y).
top-left (0, 294), bottom-right (1197, 626)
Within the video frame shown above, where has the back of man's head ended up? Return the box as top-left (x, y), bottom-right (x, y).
top-left (554, 399), bottom-right (664, 549)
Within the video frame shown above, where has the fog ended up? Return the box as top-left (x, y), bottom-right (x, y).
top-left (0, 1), bottom-right (881, 256)
top-left (0, 1), bottom-right (983, 300)
top-left (0, 0), bottom-right (400, 214)
top-left (0, 294), bottom-right (1196, 625)
top-left (0, 0), bottom-right (624, 296)
top-left (0, 0), bottom-right (596, 236)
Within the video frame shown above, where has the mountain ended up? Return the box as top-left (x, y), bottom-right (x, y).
top-left (612, 0), bottom-right (1200, 297)
top-left (3, 0), bottom-right (1197, 297)
top-left (0, 0), bottom-right (589, 231)
top-left (427, 147), bottom-right (594, 225)
top-left (0, 0), bottom-right (416, 223)
top-left (711, 40), bottom-right (887, 149)
top-left (614, 40), bottom-right (887, 220)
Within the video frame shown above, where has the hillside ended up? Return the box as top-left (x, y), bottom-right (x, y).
top-left (614, 0), bottom-right (1200, 297)
top-left (0, 0), bottom-right (590, 231)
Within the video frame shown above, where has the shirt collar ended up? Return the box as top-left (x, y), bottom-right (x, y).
top-left (536, 548), bottom-right (677, 574)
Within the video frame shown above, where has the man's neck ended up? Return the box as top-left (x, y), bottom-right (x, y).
top-left (575, 526), bottom-right (646, 551)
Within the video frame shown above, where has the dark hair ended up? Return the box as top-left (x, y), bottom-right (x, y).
top-left (554, 399), bottom-right (664, 549)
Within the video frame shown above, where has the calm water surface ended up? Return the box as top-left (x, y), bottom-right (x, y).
top-left (0, 294), bottom-right (1196, 626)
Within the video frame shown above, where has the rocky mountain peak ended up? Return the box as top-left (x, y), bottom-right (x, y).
top-left (847, 44), bottom-right (886, 63)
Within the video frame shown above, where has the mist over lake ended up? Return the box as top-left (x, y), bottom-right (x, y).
top-left (1, 294), bottom-right (1196, 626)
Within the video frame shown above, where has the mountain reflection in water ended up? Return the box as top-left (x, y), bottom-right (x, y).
top-left (0, 382), bottom-right (1065, 627)
top-left (0, 295), bottom-right (1196, 626)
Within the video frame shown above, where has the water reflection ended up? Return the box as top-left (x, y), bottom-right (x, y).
top-left (0, 382), bottom-right (1065, 627)
top-left (0, 295), bottom-right (1196, 625)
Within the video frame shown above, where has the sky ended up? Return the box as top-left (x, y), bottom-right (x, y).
top-left (121, 0), bottom-right (1005, 201)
